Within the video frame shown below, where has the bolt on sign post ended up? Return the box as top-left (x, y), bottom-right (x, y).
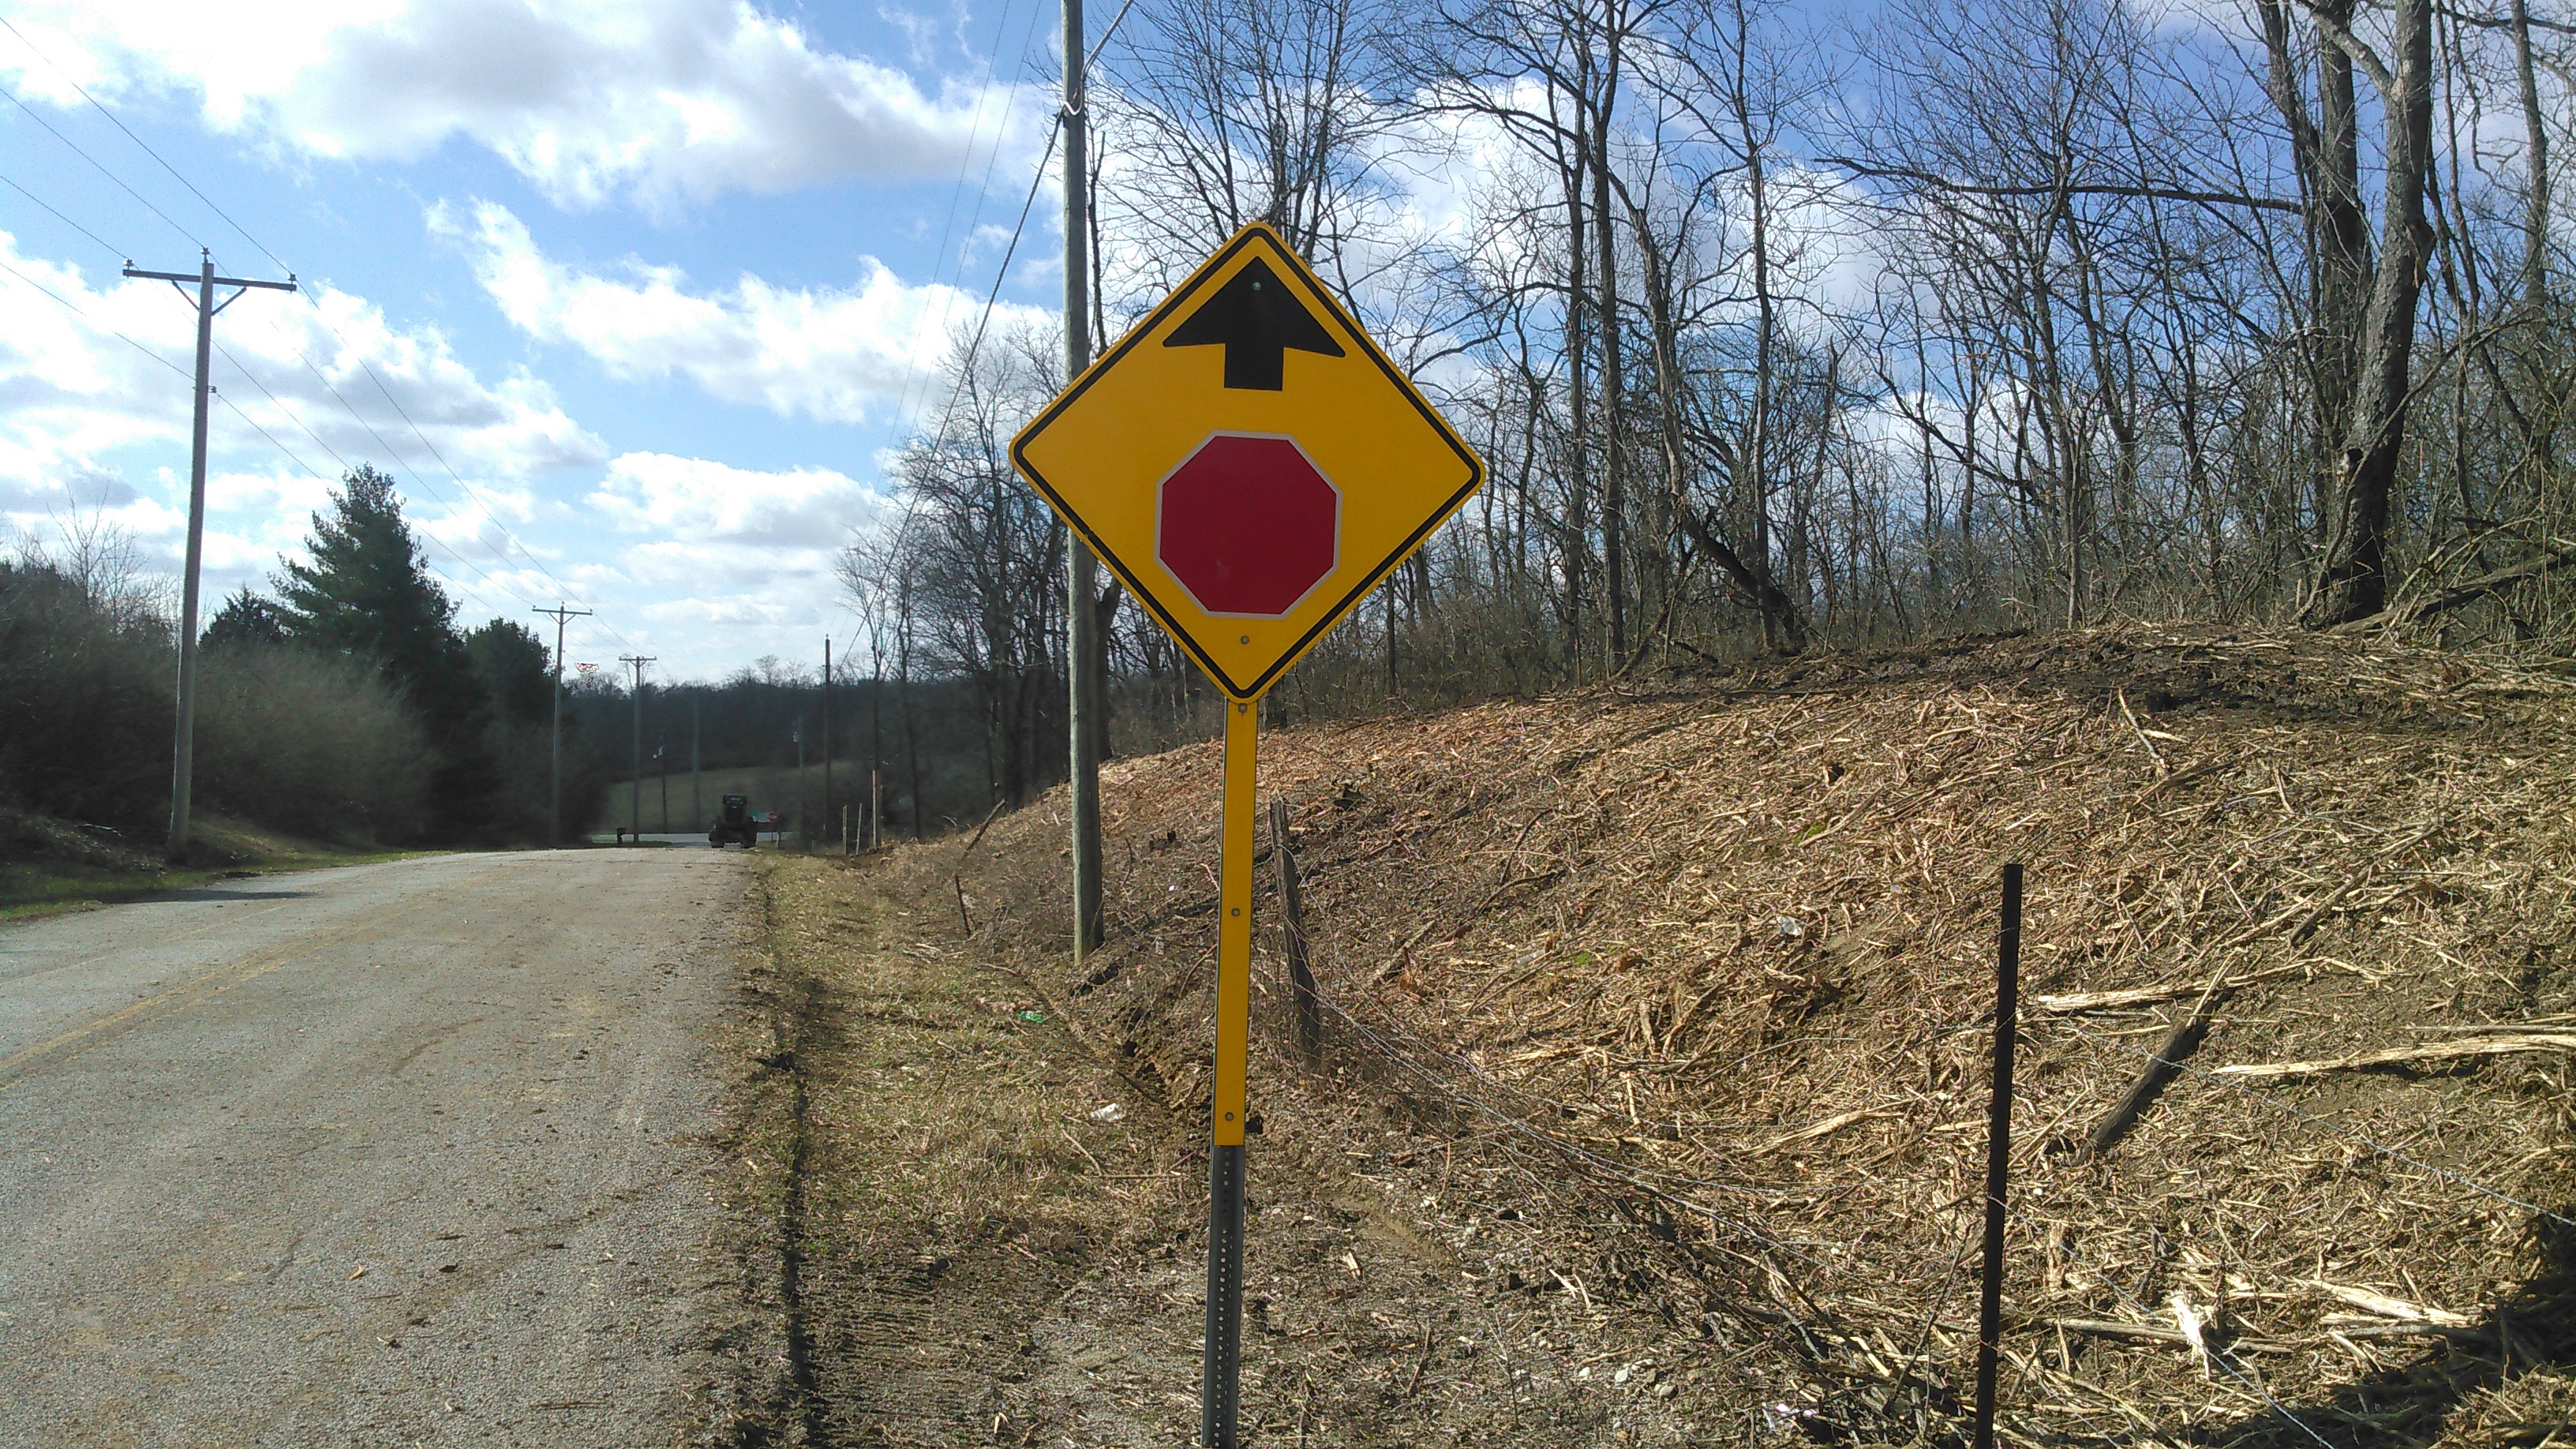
top-left (1011, 222), bottom-right (1483, 1447)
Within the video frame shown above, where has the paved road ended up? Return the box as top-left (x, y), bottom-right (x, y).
top-left (0, 850), bottom-right (751, 1447)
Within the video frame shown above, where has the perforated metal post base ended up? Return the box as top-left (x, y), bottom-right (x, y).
top-left (1200, 1143), bottom-right (1246, 1447)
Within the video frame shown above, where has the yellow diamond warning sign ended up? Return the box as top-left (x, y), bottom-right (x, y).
top-left (1011, 223), bottom-right (1484, 699)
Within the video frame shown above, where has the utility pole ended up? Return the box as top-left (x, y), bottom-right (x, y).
top-left (822, 637), bottom-right (835, 856)
top-left (620, 655), bottom-right (654, 840)
top-left (1064, 0), bottom-right (1106, 958)
top-left (533, 603), bottom-right (591, 846)
top-left (127, 251), bottom-right (295, 861)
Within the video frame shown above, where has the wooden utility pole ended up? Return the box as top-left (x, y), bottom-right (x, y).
top-left (620, 655), bottom-right (654, 839)
top-left (1065, 0), bottom-right (1106, 958)
top-left (125, 252), bottom-right (295, 861)
top-left (533, 603), bottom-right (591, 846)
top-left (823, 637), bottom-right (835, 856)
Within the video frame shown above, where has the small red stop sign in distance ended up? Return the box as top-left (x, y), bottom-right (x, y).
top-left (1156, 433), bottom-right (1340, 617)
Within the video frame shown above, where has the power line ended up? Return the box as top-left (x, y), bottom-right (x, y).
top-left (0, 80), bottom-right (203, 250)
top-left (1, 249), bottom-right (545, 625)
top-left (0, 252), bottom-right (190, 380)
top-left (923, 114), bottom-right (1062, 436)
top-left (0, 30), bottom-right (639, 655)
top-left (281, 298), bottom-right (640, 652)
top-left (897, 0), bottom-right (1056, 427)
top-left (0, 21), bottom-right (631, 646)
top-left (1086, 0), bottom-right (1142, 67)
top-left (259, 334), bottom-right (560, 617)
top-left (895, 0), bottom-right (1036, 427)
top-left (0, 73), bottom-right (606, 635)
top-left (0, 14), bottom-right (284, 272)
top-left (210, 340), bottom-right (549, 618)
top-left (0, 168), bottom-right (123, 257)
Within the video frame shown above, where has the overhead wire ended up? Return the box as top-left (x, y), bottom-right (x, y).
top-left (0, 167), bottom-right (528, 613)
top-left (2, 54), bottom-right (632, 649)
top-left (0, 14), bottom-right (283, 273)
top-left (0, 168), bottom-right (123, 257)
top-left (0, 251), bottom-right (190, 381)
top-left (0, 235), bottom-right (545, 620)
top-left (0, 80), bottom-right (203, 251)
top-left (896, 0), bottom-right (1057, 429)
top-left (1, 17), bottom-right (627, 646)
top-left (0, 98), bottom-right (592, 635)
top-left (270, 322), bottom-right (582, 624)
top-left (256, 284), bottom-right (637, 650)
top-left (925, 114), bottom-right (1062, 440)
top-left (893, 0), bottom-right (1035, 427)
top-left (1086, 0), bottom-right (1141, 68)
top-left (2, 262), bottom-right (528, 625)
top-left (211, 339), bottom-right (548, 618)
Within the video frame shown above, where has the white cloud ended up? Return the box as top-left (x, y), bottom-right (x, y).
top-left (442, 199), bottom-right (1050, 425)
top-left (0, 230), bottom-right (604, 621)
top-left (1, 0), bottom-right (1027, 213)
top-left (572, 451), bottom-right (883, 672)
top-left (589, 451), bottom-right (884, 546)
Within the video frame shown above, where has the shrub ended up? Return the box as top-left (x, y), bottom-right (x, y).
top-left (0, 563), bottom-right (173, 837)
top-left (193, 644), bottom-right (429, 844)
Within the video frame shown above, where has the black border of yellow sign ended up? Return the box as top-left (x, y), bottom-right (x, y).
top-left (1009, 223), bottom-right (1485, 700)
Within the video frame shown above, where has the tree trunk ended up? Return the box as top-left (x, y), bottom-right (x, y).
top-left (1592, 13), bottom-right (1628, 668)
top-left (2306, 0), bottom-right (2435, 625)
top-left (1561, 99), bottom-right (1592, 667)
top-left (2510, 0), bottom-right (2551, 313)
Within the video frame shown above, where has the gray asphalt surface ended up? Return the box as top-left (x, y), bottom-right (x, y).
top-left (0, 848), bottom-right (752, 1447)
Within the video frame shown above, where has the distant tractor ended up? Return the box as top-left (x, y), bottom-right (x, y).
top-left (709, 793), bottom-right (761, 848)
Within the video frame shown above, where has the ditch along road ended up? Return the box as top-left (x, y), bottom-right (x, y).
top-left (0, 848), bottom-right (775, 1448)
top-left (743, 854), bottom-right (1732, 1448)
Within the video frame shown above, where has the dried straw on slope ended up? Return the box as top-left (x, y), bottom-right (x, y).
top-left (900, 625), bottom-right (2576, 1439)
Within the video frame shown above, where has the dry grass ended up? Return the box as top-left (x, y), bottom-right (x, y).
top-left (885, 623), bottom-right (2576, 1445)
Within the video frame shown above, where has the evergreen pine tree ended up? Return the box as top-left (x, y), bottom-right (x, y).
top-left (201, 586), bottom-right (290, 650)
top-left (277, 466), bottom-right (498, 838)
top-left (466, 618), bottom-right (554, 728)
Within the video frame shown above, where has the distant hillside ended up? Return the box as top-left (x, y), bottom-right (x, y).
top-left (896, 625), bottom-right (2576, 1437)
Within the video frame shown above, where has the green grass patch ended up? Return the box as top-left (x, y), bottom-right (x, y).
top-left (0, 808), bottom-right (434, 919)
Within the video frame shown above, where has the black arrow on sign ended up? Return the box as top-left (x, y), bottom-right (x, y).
top-left (1163, 257), bottom-right (1345, 390)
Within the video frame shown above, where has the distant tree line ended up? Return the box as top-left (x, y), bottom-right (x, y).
top-left (843, 0), bottom-right (2573, 822)
top-left (1, 466), bottom-right (612, 850)
top-left (563, 654), bottom-right (999, 839)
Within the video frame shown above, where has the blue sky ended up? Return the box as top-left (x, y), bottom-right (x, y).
top-left (1, 0), bottom-right (1066, 680)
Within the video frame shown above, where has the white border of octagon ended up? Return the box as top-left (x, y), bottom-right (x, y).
top-left (1152, 431), bottom-right (1344, 622)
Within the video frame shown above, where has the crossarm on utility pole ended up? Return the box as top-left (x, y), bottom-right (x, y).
top-left (130, 253), bottom-right (295, 862)
top-left (534, 605), bottom-right (592, 848)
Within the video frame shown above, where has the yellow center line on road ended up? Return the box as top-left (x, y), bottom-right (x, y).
top-left (0, 868), bottom-right (504, 1092)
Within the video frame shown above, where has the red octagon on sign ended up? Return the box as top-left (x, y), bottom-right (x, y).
top-left (1156, 433), bottom-right (1339, 617)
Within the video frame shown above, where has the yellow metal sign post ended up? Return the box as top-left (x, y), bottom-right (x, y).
top-left (1013, 222), bottom-right (1481, 1447)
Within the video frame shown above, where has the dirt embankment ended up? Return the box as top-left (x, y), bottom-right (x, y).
top-left (762, 626), bottom-right (2576, 1447)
